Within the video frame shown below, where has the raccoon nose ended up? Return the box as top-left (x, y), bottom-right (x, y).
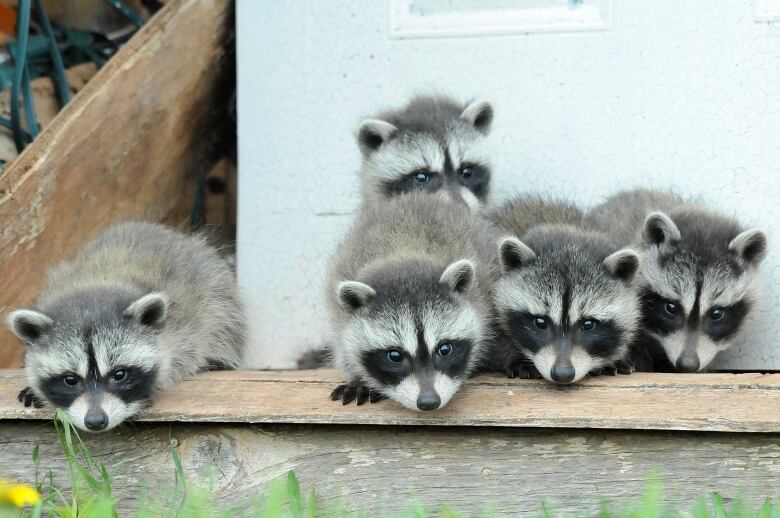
top-left (84, 409), bottom-right (109, 431)
top-left (416, 392), bottom-right (441, 411)
top-left (551, 362), bottom-right (576, 384)
top-left (676, 356), bottom-right (700, 373)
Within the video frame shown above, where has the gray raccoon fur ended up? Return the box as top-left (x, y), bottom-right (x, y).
top-left (6, 221), bottom-right (245, 431)
top-left (486, 196), bottom-right (641, 384)
top-left (486, 194), bottom-right (584, 237)
top-left (356, 94), bottom-right (494, 210)
top-left (585, 188), bottom-right (767, 372)
top-left (327, 192), bottom-right (499, 411)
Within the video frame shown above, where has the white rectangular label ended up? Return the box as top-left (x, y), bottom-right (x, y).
top-left (389, 0), bottom-right (610, 39)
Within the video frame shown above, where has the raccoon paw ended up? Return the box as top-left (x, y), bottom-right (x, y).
top-left (17, 387), bottom-right (45, 408)
top-left (505, 362), bottom-right (542, 380)
top-left (594, 366), bottom-right (618, 376)
top-left (615, 360), bottom-right (635, 375)
top-left (330, 383), bottom-right (384, 406)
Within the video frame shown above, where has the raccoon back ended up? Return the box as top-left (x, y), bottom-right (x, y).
top-left (42, 221), bottom-right (245, 381)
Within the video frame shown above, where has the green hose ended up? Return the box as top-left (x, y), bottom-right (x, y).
top-left (33, 0), bottom-right (70, 107)
top-left (11, 0), bottom-right (33, 152)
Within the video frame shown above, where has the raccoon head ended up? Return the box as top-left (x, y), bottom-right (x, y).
top-left (636, 210), bottom-right (767, 372)
top-left (335, 258), bottom-right (486, 411)
top-left (6, 288), bottom-right (166, 432)
top-left (494, 230), bottom-right (641, 384)
top-left (356, 96), bottom-right (494, 209)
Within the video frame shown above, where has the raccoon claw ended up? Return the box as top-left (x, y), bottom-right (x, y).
top-left (505, 363), bottom-right (542, 380)
top-left (18, 387), bottom-right (45, 408)
top-left (330, 383), bottom-right (384, 406)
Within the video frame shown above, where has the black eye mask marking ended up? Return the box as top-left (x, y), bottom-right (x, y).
top-left (104, 367), bottom-right (158, 404)
top-left (456, 162), bottom-right (490, 199)
top-left (361, 348), bottom-right (412, 387)
top-left (573, 320), bottom-right (624, 358)
top-left (381, 169), bottom-right (442, 197)
top-left (640, 289), bottom-right (684, 335)
top-left (433, 339), bottom-right (473, 379)
top-left (704, 300), bottom-right (750, 342)
top-left (505, 310), bottom-right (553, 354)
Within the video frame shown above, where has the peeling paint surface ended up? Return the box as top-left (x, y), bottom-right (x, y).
top-left (237, 1), bottom-right (780, 369)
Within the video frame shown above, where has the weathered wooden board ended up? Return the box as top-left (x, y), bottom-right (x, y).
top-left (1, 422), bottom-right (779, 515)
top-left (0, 0), bottom-right (233, 368)
top-left (3, 369), bottom-right (780, 433)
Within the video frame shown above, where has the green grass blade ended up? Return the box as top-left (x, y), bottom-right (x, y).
top-left (287, 471), bottom-right (303, 518)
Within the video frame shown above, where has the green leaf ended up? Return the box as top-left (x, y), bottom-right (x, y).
top-left (287, 471), bottom-right (303, 518)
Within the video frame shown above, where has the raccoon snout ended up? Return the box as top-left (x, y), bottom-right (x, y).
top-left (676, 355), bottom-right (700, 373)
top-left (416, 391), bottom-right (441, 411)
top-left (84, 408), bottom-right (109, 431)
top-left (550, 361), bottom-right (576, 384)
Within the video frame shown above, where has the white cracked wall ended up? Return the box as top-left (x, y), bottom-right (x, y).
top-left (237, 0), bottom-right (780, 369)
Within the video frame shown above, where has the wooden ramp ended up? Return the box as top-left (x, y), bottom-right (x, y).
top-left (3, 369), bottom-right (780, 432)
top-left (2, 369), bottom-right (780, 514)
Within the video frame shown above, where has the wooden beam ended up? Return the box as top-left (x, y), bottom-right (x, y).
top-left (0, 0), bottom-right (233, 367)
top-left (3, 370), bottom-right (780, 433)
top-left (1, 422), bottom-right (779, 515)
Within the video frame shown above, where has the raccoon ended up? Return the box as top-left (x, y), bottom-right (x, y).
top-left (487, 196), bottom-right (641, 384)
top-left (356, 94), bottom-right (494, 209)
top-left (327, 192), bottom-right (498, 411)
top-left (5, 221), bottom-right (245, 432)
top-left (586, 188), bottom-right (767, 372)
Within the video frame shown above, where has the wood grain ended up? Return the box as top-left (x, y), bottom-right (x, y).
top-left (1, 422), bottom-right (779, 515)
top-left (3, 369), bottom-right (780, 432)
top-left (0, 0), bottom-right (233, 368)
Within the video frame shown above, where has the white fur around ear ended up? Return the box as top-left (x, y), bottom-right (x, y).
top-left (460, 100), bottom-right (493, 134)
top-left (498, 236), bottom-right (536, 273)
top-left (642, 212), bottom-right (681, 247)
top-left (603, 249), bottom-right (641, 282)
top-left (124, 292), bottom-right (169, 327)
top-left (336, 281), bottom-right (376, 313)
top-left (356, 119), bottom-right (398, 156)
top-left (729, 229), bottom-right (767, 268)
top-left (5, 309), bottom-right (53, 343)
top-left (440, 259), bottom-right (475, 295)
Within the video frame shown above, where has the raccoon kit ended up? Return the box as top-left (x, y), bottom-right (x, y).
top-left (5, 222), bottom-right (245, 432)
top-left (356, 94), bottom-right (494, 209)
top-left (327, 192), bottom-right (498, 411)
top-left (487, 196), bottom-right (642, 384)
top-left (586, 189), bottom-right (767, 373)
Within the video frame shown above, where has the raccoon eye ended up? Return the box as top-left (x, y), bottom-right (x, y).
top-left (710, 308), bottom-right (725, 321)
top-left (111, 369), bottom-right (128, 382)
top-left (581, 319), bottom-right (597, 331)
top-left (387, 349), bottom-right (403, 363)
top-left (63, 374), bottom-right (79, 386)
top-left (664, 302), bottom-right (680, 315)
top-left (534, 317), bottom-right (548, 330)
top-left (437, 343), bottom-right (453, 357)
top-left (459, 165), bottom-right (474, 178)
top-left (412, 170), bottom-right (431, 184)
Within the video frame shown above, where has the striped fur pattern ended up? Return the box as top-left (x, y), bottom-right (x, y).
top-left (357, 95), bottom-right (494, 210)
top-left (486, 196), bottom-right (641, 384)
top-left (5, 221), bottom-right (246, 431)
top-left (327, 192), bottom-right (499, 411)
top-left (585, 189), bottom-right (767, 372)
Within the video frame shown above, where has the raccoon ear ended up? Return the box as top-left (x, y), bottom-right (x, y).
top-left (499, 236), bottom-right (536, 272)
top-left (460, 100), bottom-right (493, 134)
top-left (337, 281), bottom-right (376, 312)
top-left (729, 229), bottom-right (767, 268)
top-left (440, 259), bottom-right (475, 295)
top-left (124, 292), bottom-right (169, 327)
top-left (5, 309), bottom-right (53, 343)
top-left (642, 212), bottom-right (681, 247)
top-left (356, 119), bottom-right (398, 156)
top-left (603, 249), bottom-right (641, 282)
